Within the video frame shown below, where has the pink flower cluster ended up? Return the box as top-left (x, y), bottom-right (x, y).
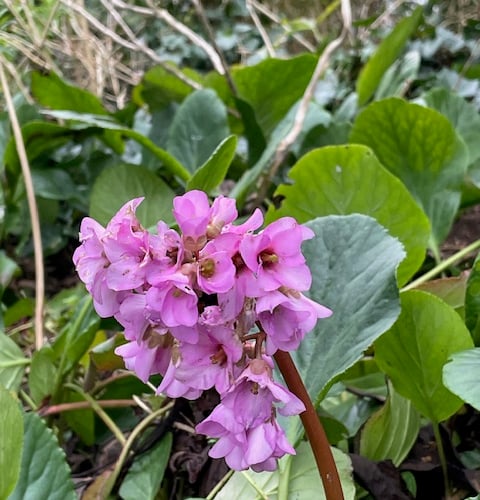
top-left (73, 190), bottom-right (332, 471)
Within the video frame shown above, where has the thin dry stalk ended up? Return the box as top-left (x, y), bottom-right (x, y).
top-left (0, 62), bottom-right (45, 351)
top-left (62, 0), bottom-right (202, 89)
top-left (111, 0), bottom-right (223, 75)
top-left (256, 0), bottom-right (352, 203)
top-left (250, 0), bottom-right (315, 52)
top-left (246, 0), bottom-right (276, 57)
top-left (191, 0), bottom-right (238, 94)
top-left (0, 52), bottom-right (33, 103)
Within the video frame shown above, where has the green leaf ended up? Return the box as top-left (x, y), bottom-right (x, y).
top-left (465, 252), bottom-right (480, 345)
top-left (375, 51), bottom-right (421, 100)
top-left (4, 122), bottom-right (74, 178)
top-left (63, 390), bottom-right (95, 446)
top-left (167, 89), bottom-right (229, 173)
top-left (31, 71), bottom-right (123, 153)
top-left (89, 163), bottom-right (175, 227)
top-left (230, 101), bottom-right (329, 205)
top-left (52, 296), bottom-right (100, 376)
top-left (31, 71), bottom-right (107, 115)
top-left (3, 298), bottom-right (34, 328)
top-left (119, 433), bottom-right (173, 500)
top-left (321, 389), bottom-right (379, 437)
top-left (0, 386), bottom-right (23, 499)
top-left (297, 215), bottom-right (405, 404)
top-left (360, 382), bottom-right (421, 466)
top-left (443, 348), bottom-right (480, 411)
top-left (356, 7), bottom-right (423, 105)
top-left (340, 358), bottom-right (389, 399)
top-left (213, 442), bottom-right (355, 499)
top-left (375, 290), bottom-right (474, 423)
top-left (0, 250), bottom-right (20, 298)
top-left (90, 333), bottom-right (127, 372)
top-left (233, 54), bottom-right (317, 137)
top-left (134, 65), bottom-right (198, 110)
top-left (32, 168), bottom-right (78, 201)
top-left (42, 110), bottom-right (191, 182)
top-left (8, 411), bottom-right (76, 500)
top-left (0, 332), bottom-right (29, 392)
top-left (423, 87), bottom-right (480, 164)
top-left (187, 135), bottom-right (237, 192)
top-left (350, 98), bottom-right (469, 250)
top-left (234, 97), bottom-right (266, 165)
top-left (28, 346), bottom-right (57, 405)
top-left (266, 145), bottom-right (430, 285)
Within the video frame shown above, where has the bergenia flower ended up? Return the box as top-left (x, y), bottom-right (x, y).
top-left (240, 217), bottom-right (314, 293)
top-left (256, 289), bottom-right (333, 355)
top-left (196, 358), bottom-right (305, 469)
top-left (74, 191), bottom-right (331, 473)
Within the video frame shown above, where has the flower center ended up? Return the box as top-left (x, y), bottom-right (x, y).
top-left (210, 347), bottom-right (227, 365)
top-left (232, 252), bottom-right (246, 271)
top-left (199, 258), bottom-right (216, 278)
top-left (259, 250), bottom-right (278, 266)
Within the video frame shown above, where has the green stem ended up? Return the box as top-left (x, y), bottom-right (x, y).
top-left (0, 358), bottom-right (31, 368)
top-left (274, 350), bottom-right (344, 500)
top-left (402, 238), bottom-right (480, 292)
top-left (206, 470), bottom-right (234, 499)
top-left (19, 388), bottom-right (38, 411)
top-left (277, 454), bottom-right (293, 500)
top-left (101, 401), bottom-right (174, 497)
top-left (65, 383), bottom-right (126, 446)
top-left (432, 422), bottom-right (450, 497)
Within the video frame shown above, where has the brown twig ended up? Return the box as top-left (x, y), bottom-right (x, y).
top-left (0, 62), bottom-right (45, 351)
top-left (274, 350), bottom-right (344, 500)
top-left (39, 399), bottom-right (137, 416)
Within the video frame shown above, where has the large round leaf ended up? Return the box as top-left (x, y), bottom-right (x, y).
top-left (443, 348), bottom-right (480, 411)
top-left (423, 87), bottom-right (480, 164)
top-left (233, 54), bottom-right (317, 137)
top-left (89, 163), bottom-right (175, 227)
top-left (166, 89), bottom-right (229, 173)
top-left (375, 290), bottom-right (474, 423)
top-left (350, 98), bottom-right (469, 251)
top-left (266, 145), bottom-right (430, 285)
top-left (298, 214), bottom-right (405, 404)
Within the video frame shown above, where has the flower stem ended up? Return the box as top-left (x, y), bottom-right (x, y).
top-left (274, 350), bottom-right (344, 500)
top-left (65, 383), bottom-right (127, 446)
top-left (101, 401), bottom-right (174, 497)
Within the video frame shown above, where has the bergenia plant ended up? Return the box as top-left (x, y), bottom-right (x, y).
top-left (73, 190), bottom-right (332, 473)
